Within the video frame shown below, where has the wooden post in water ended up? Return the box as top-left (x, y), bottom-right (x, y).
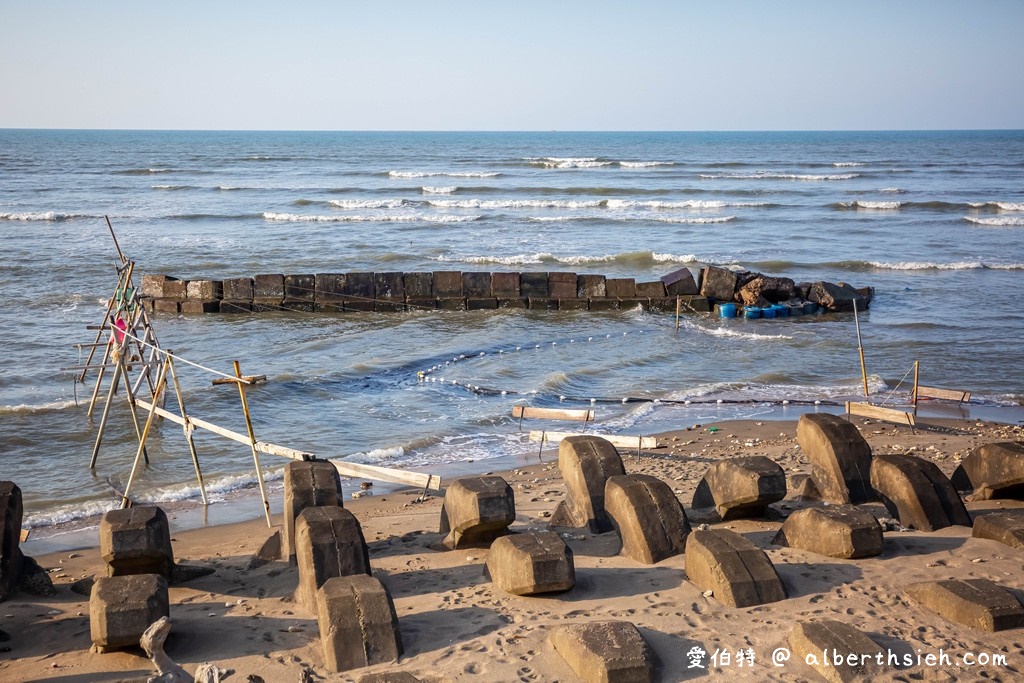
top-left (853, 299), bottom-right (869, 398)
top-left (675, 296), bottom-right (681, 331)
top-left (233, 361), bottom-right (272, 527)
top-left (911, 360), bottom-right (921, 409)
top-left (120, 356), bottom-right (171, 507)
top-left (167, 354), bottom-right (208, 505)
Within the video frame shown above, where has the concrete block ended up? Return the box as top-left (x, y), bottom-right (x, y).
top-left (647, 298), bottom-right (676, 313)
top-left (549, 435), bottom-right (625, 533)
top-left (497, 297), bottom-right (527, 309)
top-left (700, 266), bottom-right (738, 302)
top-left (405, 297), bottom-right (437, 310)
top-left (905, 578), bottom-right (1024, 631)
top-left (577, 274), bottom-right (607, 298)
top-left (466, 297), bottom-right (498, 310)
top-left (374, 300), bottom-right (406, 313)
top-left (528, 297), bottom-right (558, 310)
top-left (0, 481), bottom-right (24, 599)
top-left (375, 272), bottom-right (405, 300)
top-left (89, 574), bottom-right (169, 653)
top-left (486, 531), bottom-right (575, 595)
top-left (253, 273), bottom-right (284, 299)
top-left (100, 506), bottom-right (174, 580)
top-left (284, 460), bottom-right (345, 563)
top-left (314, 273), bottom-right (346, 301)
top-left (617, 297), bottom-right (649, 310)
top-left (342, 299), bottom-right (376, 312)
top-left (283, 300), bottom-right (316, 312)
top-left (589, 298), bottom-right (620, 311)
top-left (972, 510), bottom-right (1024, 550)
top-left (557, 298), bottom-right (589, 311)
top-left (153, 300), bottom-right (181, 315)
top-left (222, 277), bottom-right (254, 301)
top-left (796, 413), bottom-right (874, 504)
top-left (548, 272), bottom-right (577, 299)
top-left (186, 280), bottom-right (223, 300)
top-left (439, 476), bottom-right (515, 550)
top-left (316, 574), bottom-right (402, 673)
top-left (679, 295), bottom-right (712, 312)
top-left (180, 300), bottom-right (219, 314)
top-left (436, 297), bottom-right (466, 311)
top-left (685, 528), bottom-right (786, 608)
top-left (661, 268), bottom-right (698, 296)
top-left (773, 505), bottom-right (883, 559)
top-left (635, 281), bottom-right (666, 298)
top-left (491, 271), bottom-right (520, 297)
top-left (251, 299), bottom-right (282, 312)
top-left (605, 474), bottom-right (690, 564)
top-left (141, 274), bottom-right (176, 299)
top-left (284, 274), bottom-right (315, 300)
top-left (462, 272), bottom-right (492, 297)
top-left (870, 454), bottom-right (971, 531)
top-left (345, 272), bottom-right (376, 299)
top-left (549, 620), bottom-right (655, 683)
top-left (692, 456), bottom-right (787, 520)
top-left (162, 280), bottom-right (188, 300)
top-left (432, 271), bottom-right (463, 297)
top-left (605, 278), bottom-right (636, 298)
top-left (520, 272), bottom-right (549, 298)
top-left (952, 441), bottom-right (1024, 500)
top-left (295, 506), bottom-right (371, 613)
top-left (403, 272), bottom-right (433, 298)
top-left (789, 620), bottom-right (885, 683)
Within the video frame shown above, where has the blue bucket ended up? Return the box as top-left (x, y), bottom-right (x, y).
top-left (761, 305), bottom-right (776, 319)
top-left (743, 306), bottom-right (761, 319)
top-left (772, 303), bottom-right (790, 317)
top-left (718, 303), bottom-right (737, 318)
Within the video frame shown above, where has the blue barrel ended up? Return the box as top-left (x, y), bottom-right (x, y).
top-left (743, 306), bottom-right (761, 319)
top-left (803, 301), bottom-right (816, 314)
top-left (773, 303), bottom-right (790, 317)
top-left (718, 302), bottom-right (737, 318)
top-left (761, 305), bottom-right (776, 319)
top-left (788, 304), bottom-right (803, 316)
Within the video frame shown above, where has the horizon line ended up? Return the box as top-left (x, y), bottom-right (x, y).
top-left (2, 127), bottom-right (1023, 134)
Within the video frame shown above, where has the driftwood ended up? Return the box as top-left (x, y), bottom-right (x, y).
top-left (141, 617), bottom-right (227, 683)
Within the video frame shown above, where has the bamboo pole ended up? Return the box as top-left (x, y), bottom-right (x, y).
top-left (89, 358), bottom-right (123, 469)
top-left (853, 299), bottom-right (869, 398)
top-left (233, 361), bottom-right (272, 527)
top-left (167, 355), bottom-right (207, 505)
top-left (911, 360), bottom-right (920, 410)
top-left (675, 296), bottom-right (681, 331)
top-left (120, 357), bottom-right (171, 507)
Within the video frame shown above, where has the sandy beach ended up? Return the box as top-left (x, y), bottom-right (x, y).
top-left (3, 415), bottom-right (1023, 683)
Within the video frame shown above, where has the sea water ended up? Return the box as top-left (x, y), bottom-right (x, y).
top-left (1, 129), bottom-right (1022, 541)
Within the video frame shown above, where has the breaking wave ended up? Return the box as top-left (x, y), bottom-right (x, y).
top-left (701, 172), bottom-right (858, 181)
top-left (964, 216), bottom-right (1024, 227)
top-left (263, 212), bottom-right (480, 223)
top-left (389, 171), bottom-right (500, 178)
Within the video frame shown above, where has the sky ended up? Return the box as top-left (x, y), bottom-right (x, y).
top-left (1, 1), bottom-right (1022, 131)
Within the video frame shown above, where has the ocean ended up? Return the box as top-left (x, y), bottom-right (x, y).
top-left (1, 129), bottom-right (1022, 546)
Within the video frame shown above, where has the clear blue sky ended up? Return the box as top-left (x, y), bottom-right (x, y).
top-left (2, 1), bottom-right (1021, 131)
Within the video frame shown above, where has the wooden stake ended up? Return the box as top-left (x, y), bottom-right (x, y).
top-left (675, 296), bottom-right (681, 331)
top-left (120, 357), bottom-right (171, 507)
top-left (912, 360), bottom-right (920, 409)
top-left (167, 355), bottom-right (207, 505)
top-left (234, 360), bottom-right (272, 527)
top-left (853, 299), bottom-right (869, 398)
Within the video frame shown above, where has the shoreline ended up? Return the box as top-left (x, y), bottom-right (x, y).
top-left (4, 415), bottom-right (1023, 681)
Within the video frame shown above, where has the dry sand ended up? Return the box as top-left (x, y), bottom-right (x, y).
top-left (3, 416), bottom-right (1023, 682)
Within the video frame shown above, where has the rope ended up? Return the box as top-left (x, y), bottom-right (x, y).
top-left (879, 364), bottom-right (916, 406)
top-left (115, 327), bottom-right (255, 385)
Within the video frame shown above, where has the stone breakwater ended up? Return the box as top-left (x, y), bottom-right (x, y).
top-left (138, 266), bottom-right (872, 316)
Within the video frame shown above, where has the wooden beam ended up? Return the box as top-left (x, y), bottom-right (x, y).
top-left (845, 401), bottom-right (916, 428)
top-left (916, 386), bottom-right (971, 403)
top-left (512, 406), bottom-right (595, 422)
top-left (529, 430), bottom-right (657, 450)
top-left (328, 460), bottom-right (442, 491)
top-left (212, 375), bottom-right (267, 386)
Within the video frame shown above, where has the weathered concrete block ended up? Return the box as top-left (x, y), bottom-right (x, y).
top-left (486, 531), bottom-right (575, 595)
top-left (316, 574), bottom-right (403, 673)
top-left (375, 272), bottom-right (405, 300)
top-left (685, 528), bottom-right (785, 608)
top-left (796, 413), bottom-right (874, 504)
top-left (284, 274), bottom-right (315, 301)
top-left (462, 272), bottom-right (492, 297)
top-left (549, 435), bottom-right (625, 533)
top-left (491, 271), bottom-right (520, 297)
top-left (497, 297), bottom-right (527, 309)
top-left (180, 300), bottom-right (219, 314)
top-left (161, 279), bottom-right (188, 300)
top-left (141, 274), bottom-right (176, 299)
top-left (345, 272), bottom-right (376, 299)
top-left (661, 268), bottom-right (698, 296)
top-left (295, 506), bottom-right (371, 613)
top-left (773, 505), bottom-right (883, 559)
top-left (972, 510), bottom-right (1024, 550)
top-left (100, 506), bottom-right (175, 580)
top-left (905, 578), bottom-right (1024, 631)
top-left (952, 441), bottom-right (1024, 500)
top-left (374, 300), bottom-right (406, 313)
top-left (789, 620), bottom-right (885, 683)
top-left (466, 297), bottom-right (498, 310)
top-left (223, 277), bottom-right (254, 301)
top-left (589, 298), bottom-right (620, 311)
top-left (343, 299), bottom-right (377, 312)
top-left (678, 295), bottom-right (712, 313)
top-left (405, 297), bottom-right (437, 310)
top-left (528, 297), bottom-right (558, 310)
top-left (284, 460), bottom-right (345, 563)
top-left (89, 574), bottom-right (169, 653)
top-left (807, 281), bottom-right (871, 312)
top-left (634, 281), bottom-right (666, 298)
top-left (647, 298), bottom-right (676, 313)
top-left (692, 456), bottom-right (787, 520)
top-left (520, 272), bottom-right (549, 298)
top-left (403, 272), bottom-right (433, 298)
top-left (253, 273), bottom-right (284, 299)
top-left (604, 278), bottom-right (636, 299)
top-left (870, 454), bottom-right (971, 531)
top-left (577, 274), bottom-right (607, 298)
top-left (618, 297), bottom-right (649, 310)
top-left (550, 620), bottom-right (655, 683)
top-left (439, 476), bottom-right (515, 550)
top-left (700, 266), bottom-right (738, 302)
top-left (548, 272), bottom-right (577, 299)
top-left (185, 279), bottom-right (223, 300)
top-left (432, 271), bottom-right (463, 297)
top-left (0, 482), bottom-right (24, 599)
top-left (153, 300), bottom-right (180, 314)
top-left (436, 297), bottom-right (466, 311)
top-left (314, 273), bottom-right (346, 301)
top-left (605, 474), bottom-right (690, 564)
top-left (557, 298), bottom-right (589, 311)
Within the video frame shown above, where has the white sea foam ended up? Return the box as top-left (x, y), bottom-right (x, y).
top-left (619, 161), bottom-right (675, 168)
top-left (964, 216), bottom-right (1024, 227)
top-left (839, 200), bottom-right (903, 209)
top-left (263, 212), bottom-right (479, 223)
top-left (879, 187), bottom-right (906, 194)
top-left (995, 202), bottom-right (1024, 211)
top-left (528, 215), bottom-right (735, 224)
top-left (0, 211), bottom-right (83, 221)
top-left (328, 199), bottom-right (410, 209)
top-left (428, 199), bottom-right (604, 209)
top-left (701, 172), bottom-right (858, 181)
top-left (0, 399), bottom-right (78, 415)
top-left (389, 171), bottom-right (499, 178)
top-left (652, 252), bottom-right (700, 263)
top-left (833, 162), bottom-right (865, 167)
top-left (605, 199), bottom-right (765, 209)
top-left (343, 445), bottom-right (406, 465)
top-left (526, 157), bottom-right (613, 169)
top-left (422, 186), bottom-right (457, 194)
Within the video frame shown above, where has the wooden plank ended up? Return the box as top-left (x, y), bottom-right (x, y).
top-left (917, 386), bottom-right (971, 403)
top-left (19, 529), bottom-right (30, 543)
top-left (211, 374), bottom-right (267, 386)
top-left (512, 405), bottom-right (595, 422)
top-left (328, 460), bottom-right (442, 491)
top-left (846, 401), bottom-right (916, 427)
top-left (529, 430), bottom-right (657, 450)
